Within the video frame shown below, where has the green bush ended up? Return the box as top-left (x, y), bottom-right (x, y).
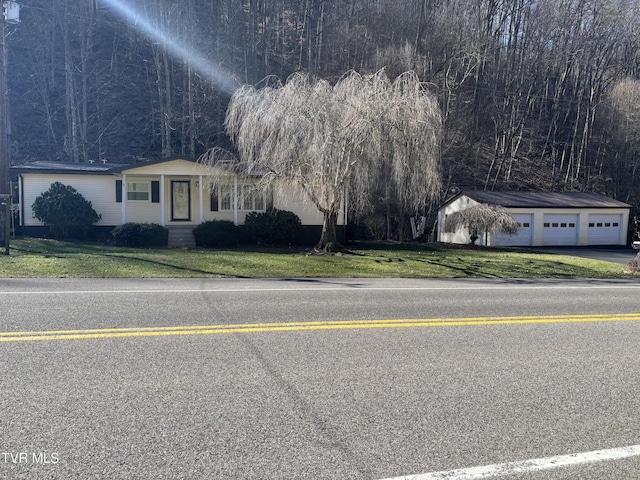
top-left (111, 223), bottom-right (168, 248)
top-left (193, 220), bottom-right (244, 248)
top-left (32, 182), bottom-right (101, 239)
top-left (244, 209), bottom-right (304, 246)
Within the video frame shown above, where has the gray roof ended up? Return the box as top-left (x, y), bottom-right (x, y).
top-left (12, 161), bottom-right (127, 174)
top-left (459, 190), bottom-right (630, 209)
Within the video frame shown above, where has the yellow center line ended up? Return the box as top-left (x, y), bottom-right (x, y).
top-left (1, 313), bottom-right (640, 342)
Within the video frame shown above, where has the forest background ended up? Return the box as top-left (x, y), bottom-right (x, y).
top-left (6, 0), bottom-right (640, 240)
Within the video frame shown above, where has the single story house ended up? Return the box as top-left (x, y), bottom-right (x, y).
top-left (12, 157), bottom-right (345, 246)
top-left (437, 190), bottom-right (631, 247)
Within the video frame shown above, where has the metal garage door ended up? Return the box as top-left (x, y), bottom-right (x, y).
top-left (543, 214), bottom-right (578, 246)
top-left (496, 214), bottom-right (533, 246)
top-left (588, 214), bottom-right (622, 245)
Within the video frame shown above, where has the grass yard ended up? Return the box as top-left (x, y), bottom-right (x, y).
top-left (0, 237), bottom-right (631, 279)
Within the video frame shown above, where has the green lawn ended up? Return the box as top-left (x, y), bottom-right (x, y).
top-left (0, 237), bottom-right (632, 279)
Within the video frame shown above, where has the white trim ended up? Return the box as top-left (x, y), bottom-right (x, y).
top-left (233, 177), bottom-right (238, 226)
top-left (198, 175), bottom-right (204, 223)
top-left (121, 173), bottom-right (126, 224)
top-left (18, 174), bottom-right (22, 226)
top-left (159, 174), bottom-right (165, 226)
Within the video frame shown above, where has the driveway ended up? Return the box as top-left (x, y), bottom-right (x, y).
top-left (529, 246), bottom-right (637, 265)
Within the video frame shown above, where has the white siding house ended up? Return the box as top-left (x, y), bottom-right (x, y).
top-left (13, 157), bottom-right (345, 244)
top-left (438, 190), bottom-right (630, 247)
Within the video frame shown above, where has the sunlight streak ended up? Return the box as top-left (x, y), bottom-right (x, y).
top-left (98, 0), bottom-right (239, 94)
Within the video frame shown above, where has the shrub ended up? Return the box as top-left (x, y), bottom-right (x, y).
top-left (111, 223), bottom-right (168, 248)
top-left (244, 209), bottom-right (303, 246)
top-left (32, 182), bottom-right (101, 239)
top-left (193, 220), bottom-right (244, 248)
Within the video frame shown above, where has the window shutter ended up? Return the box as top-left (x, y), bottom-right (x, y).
top-left (151, 181), bottom-right (160, 203)
top-left (116, 180), bottom-right (122, 203)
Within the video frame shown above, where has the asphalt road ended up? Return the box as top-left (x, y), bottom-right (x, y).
top-left (2, 278), bottom-right (640, 479)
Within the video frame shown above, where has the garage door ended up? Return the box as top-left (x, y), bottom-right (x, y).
top-left (543, 214), bottom-right (578, 246)
top-left (496, 214), bottom-right (533, 246)
top-left (588, 214), bottom-right (622, 245)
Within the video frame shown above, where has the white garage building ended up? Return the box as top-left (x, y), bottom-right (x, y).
top-left (438, 190), bottom-right (631, 247)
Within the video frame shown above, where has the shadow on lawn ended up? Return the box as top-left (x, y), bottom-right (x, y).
top-left (99, 252), bottom-right (245, 277)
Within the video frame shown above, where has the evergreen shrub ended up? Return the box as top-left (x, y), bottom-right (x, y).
top-left (32, 182), bottom-right (101, 239)
top-left (244, 209), bottom-right (303, 246)
top-left (193, 220), bottom-right (244, 248)
top-left (111, 223), bottom-right (168, 248)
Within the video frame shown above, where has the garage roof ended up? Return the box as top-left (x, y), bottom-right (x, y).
top-left (458, 191), bottom-right (630, 209)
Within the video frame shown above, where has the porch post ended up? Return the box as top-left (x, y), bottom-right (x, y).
top-left (121, 174), bottom-right (126, 224)
top-left (159, 174), bottom-right (165, 226)
top-left (233, 177), bottom-right (238, 226)
top-left (198, 175), bottom-right (203, 223)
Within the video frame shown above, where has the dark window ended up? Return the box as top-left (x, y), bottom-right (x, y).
top-left (210, 187), bottom-right (219, 212)
top-left (523, 223), bottom-right (530, 228)
top-left (151, 181), bottom-right (160, 203)
top-left (544, 223), bottom-right (550, 227)
top-left (116, 180), bottom-right (122, 203)
top-left (561, 223), bottom-right (567, 228)
top-left (552, 223), bottom-right (558, 228)
top-left (589, 223), bottom-right (594, 227)
top-left (613, 223), bottom-right (619, 227)
top-left (569, 223), bottom-right (575, 228)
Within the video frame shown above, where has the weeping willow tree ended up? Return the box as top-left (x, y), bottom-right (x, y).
top-left (443, 204), bottom-right (519, 246)
top-left (199, 69), bottom-right (442, 250)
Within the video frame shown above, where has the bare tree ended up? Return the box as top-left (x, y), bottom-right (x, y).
top-left (601, 78), bottom-right (640, 203)
top-left (443, 204), bottom-right (519, 245)
top-left (199, 69), bottom-right (442, 250)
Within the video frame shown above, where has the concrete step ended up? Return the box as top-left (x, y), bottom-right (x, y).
top-left (167, 227), bottom-right (196, 248)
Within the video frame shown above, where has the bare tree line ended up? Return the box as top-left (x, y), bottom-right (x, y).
top-left (7, 0), bottom-right (640, 237)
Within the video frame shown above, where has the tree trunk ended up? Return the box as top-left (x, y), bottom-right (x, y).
top-left (317, 209), bottom-right (338, 250)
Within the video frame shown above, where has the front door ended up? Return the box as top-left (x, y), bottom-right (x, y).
top-left (171, 181), bottom-right (191, 221)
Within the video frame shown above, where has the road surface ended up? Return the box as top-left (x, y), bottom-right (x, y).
top-left (1, 278), bottom-right (640, 479)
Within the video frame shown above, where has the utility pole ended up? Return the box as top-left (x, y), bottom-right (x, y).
top-left (0, 1), bottom-right (18, 255)
top-left (0, 4), bottom-right (8, 254)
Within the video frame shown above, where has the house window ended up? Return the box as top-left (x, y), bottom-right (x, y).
top-left (239, 184), bottom-right (265, 211)
top-left (219, 185), bottom-right (232, 210)
top-left (127, 182), bottom-right (150, 201)
top-left (215, 184), bottom-right (266, 212)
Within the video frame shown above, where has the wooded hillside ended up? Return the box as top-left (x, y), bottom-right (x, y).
top-left (7, 1), bottom-right (640, 217)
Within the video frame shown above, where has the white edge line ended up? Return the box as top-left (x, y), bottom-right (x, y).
top-left (1, 285), bottom-right (640, 295)
top-left (382, 445), bottom-right (640, 480)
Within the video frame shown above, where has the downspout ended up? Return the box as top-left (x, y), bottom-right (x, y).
top-left (18, 174), bottom-right (23, 227)
top-left (198, 175), bottom-right (203, 223)
top-left (233, 177), bottom-right (238, 226)
top-left (121, 173), bottom-right (126, 224)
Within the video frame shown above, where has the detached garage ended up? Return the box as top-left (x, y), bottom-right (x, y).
top-left (438, 190), bottom-right (630, 247)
